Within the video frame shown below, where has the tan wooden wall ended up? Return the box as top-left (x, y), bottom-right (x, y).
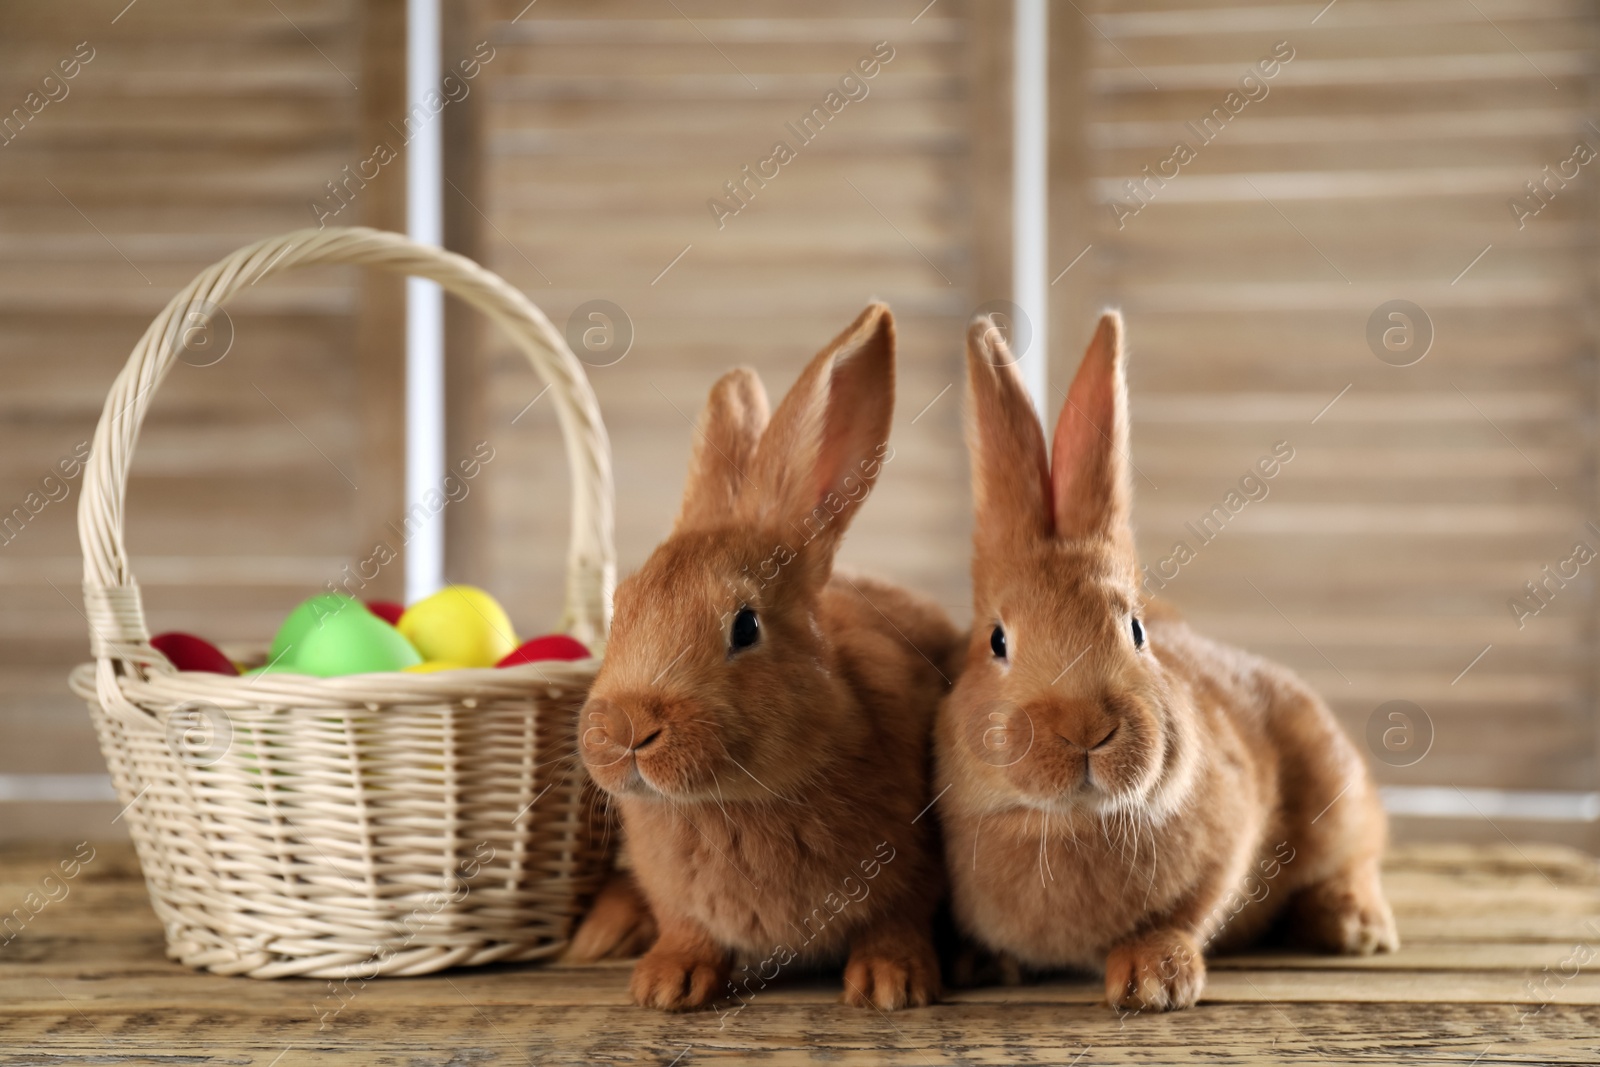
top-left (469, 0), bottom-right (974, 636)
top-left (0, 0), bottom-right (1594, 846)
top-left (0, 1), bottom-right (381, 839)
top-left (1055, 0), bottom-right (1600, 808)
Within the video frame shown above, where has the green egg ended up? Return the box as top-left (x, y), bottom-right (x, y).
top-left (294, 604), bottom-right (423, 676)
top-left (270, 594), bottom-right (362, 664)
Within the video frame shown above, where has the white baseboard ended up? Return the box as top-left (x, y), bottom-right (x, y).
top-left (1381, 786), bottom-right (1600, 823)
top-left (0, 775), bottom-right (1593, 824)
top-left (0, 774), bottom-right (116, 802)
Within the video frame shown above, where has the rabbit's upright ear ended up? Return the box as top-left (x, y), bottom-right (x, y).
top-left (1050, 311), bottom-right (1134, 552)
top-left (744, 303), bottom-right (896, 570)
top-left (965, 316), bottom-right (1053, 548)
top-left (675, 367), bottom-right (771, 532)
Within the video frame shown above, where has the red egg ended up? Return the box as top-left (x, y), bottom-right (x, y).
top-left (151, 632), bottom-right (239, 675)
top-left (497, 634), bottom-right (591, 666)
top-left (365, 600), bottom-right (405, 626)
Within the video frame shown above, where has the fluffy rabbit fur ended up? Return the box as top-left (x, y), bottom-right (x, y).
top-left (578, 304), bottom-right (960, 1012)
top-left (935, 311), bottom-right (1397, 1013)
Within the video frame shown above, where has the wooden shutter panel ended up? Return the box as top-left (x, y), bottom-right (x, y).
top-left (477, 0), bottom-right (974, 620)
top-left (1062, 0), bottom-right (1598, 793)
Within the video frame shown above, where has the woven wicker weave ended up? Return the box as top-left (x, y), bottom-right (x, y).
top-left (68, 227), bottom-right (616, 979)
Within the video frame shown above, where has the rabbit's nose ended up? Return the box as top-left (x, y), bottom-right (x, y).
top-left (582, 696), bottom-right (669, 756)
top-left (1052, 709), bottom-right (1117, 752)
top-left (581, 698), bottom-right (634, 752)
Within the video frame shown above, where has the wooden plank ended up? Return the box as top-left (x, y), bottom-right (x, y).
top-left (1048, 0), bottom-right (1096, 402)
top-left (2, 1004), bottom-right (1593, 1066)
top-left (353, 0), bottom-right (408, 602)
top-left (443, 0), bottom-right (492, 587)
top-left (968, 0), bottom-right (1011, 308)
top-left (0, 843), bottom-right (1596, 1062)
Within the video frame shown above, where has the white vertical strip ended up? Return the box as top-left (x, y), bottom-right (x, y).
top-left (1380, 786), bottom-right (1600, 822)
top-left (406, 0), bottom-right (446, 603)
top-left (1013, 0), bottom-right (1049, 420)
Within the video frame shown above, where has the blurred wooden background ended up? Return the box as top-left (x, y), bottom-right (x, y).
top-left (0, 0), bottom-right (1594, 848)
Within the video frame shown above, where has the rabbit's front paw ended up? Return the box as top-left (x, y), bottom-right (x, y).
top-left (1293, 870), bottom-right (1400, 956)
top-left (842, 950), bottom-right (939, 1011)
top-left (566, 871), bottom-right (657, 962)
top-left (1104, 929), bottom-right (1205, 1012)
top-left (843, 924), bottom-right (940, 1011)
top-left (630, 946), bottom-right (728, 1011)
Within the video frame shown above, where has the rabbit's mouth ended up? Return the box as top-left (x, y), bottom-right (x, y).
top-left (586, 732), bottom-right (687, 799)
top-left (1015, 766), bottom-right (1119, 811)
top-left (621, 757), bottom-right (661, 796)
top-left (960, 692), bottom-right (1158, 807)
top-left (587, 745), bottom-right (686, 800)
top-left (1008, 736), bottom-right (1165, 814)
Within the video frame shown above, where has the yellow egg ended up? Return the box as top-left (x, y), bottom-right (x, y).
top-left (397, 585), bottom-right (518, 668)
top-left (403, 661), bottom-right (467, 674)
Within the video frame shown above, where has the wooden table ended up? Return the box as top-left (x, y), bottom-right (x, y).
top-left (2, 842), bottom-right (1596, 1064)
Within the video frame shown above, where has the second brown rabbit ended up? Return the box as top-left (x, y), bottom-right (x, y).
top-left (935, 311), bottom-right (1397, 1013)
top-left (577, 304), bottom-right (960, 1013)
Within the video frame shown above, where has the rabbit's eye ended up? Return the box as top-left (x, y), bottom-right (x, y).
top-left (1131, 616), bottom-right (1146, 650)
top-left (990, 625), bottom-right (1007, 660)
top-left (730, 607), bottom-right (760, 652)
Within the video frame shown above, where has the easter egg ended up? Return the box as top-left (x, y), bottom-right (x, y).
top-left (270, 594), bottom-right (364, 664)
top-left (292, 605), bottom-right (423, 676)
top-left (397, 585), bottom-right (517, 668)
top-left (497, 634), bottom-right (591, 667)
top-left (403, 661), bottom-right (467, 674)
top-left (366, 600), bottom-right (405, 626)
top-left (151, 632), bottom-right (239, 675)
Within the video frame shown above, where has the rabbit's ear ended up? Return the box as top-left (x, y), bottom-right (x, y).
top-left (744, 303), bottom-right (895, 568)
top-left (1050, 311), bottom-right (1133, 550)
top-left (675, 367), bottom-right (771, 532)
top-left (965, 316), bottom-right (1053, 546)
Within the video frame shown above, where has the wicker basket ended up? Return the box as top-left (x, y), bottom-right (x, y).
top-left (68, 226), bottom-right (616, 979)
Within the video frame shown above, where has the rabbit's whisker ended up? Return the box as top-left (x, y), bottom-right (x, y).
top-left (697, 723), bottom-right (802, 805)
top-left (1038, 809), bottom-right (1054, 885)
top-left (710, 771), bottom-right (738, 831)
top-left (729, 754), bottom-right (799, 805)
top-left (1119, 809), bottom-right (1141, 894)
top-left (1141, 817), bottom-right (1160, 911)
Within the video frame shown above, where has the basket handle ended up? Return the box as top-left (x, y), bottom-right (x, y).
top-left (77, 226), bottom-right (615, 664)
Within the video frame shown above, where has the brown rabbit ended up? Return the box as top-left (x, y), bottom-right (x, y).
top-left (578, 304), bottom-right (960, 1013)
top-left (935, 310), bottom-right (1397, 1013)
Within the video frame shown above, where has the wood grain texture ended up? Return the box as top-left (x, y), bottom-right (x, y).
top-left (1066, 0), bottom-right (1600, 801)
top-left (5, 0), bottom-right (1594, 847)
top-left (442, 0), bottom-right (492, 589)
top-left (473, 0), bottom-right (975, 643)
top-left (0, 2), bottom-right (378, 843)
top-left (355, 0), bottom-right (410, 602)
top-left (0, 842), bottom-right (1595, 1062)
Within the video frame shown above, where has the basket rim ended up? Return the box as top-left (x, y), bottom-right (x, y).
top-left (69, 656), bottom-right (600, 713)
